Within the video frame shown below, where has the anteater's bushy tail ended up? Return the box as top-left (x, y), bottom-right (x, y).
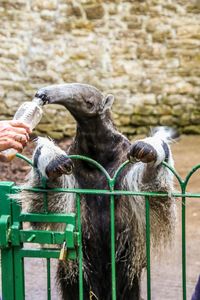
top-left (150, 126), bottom-right (180, 143)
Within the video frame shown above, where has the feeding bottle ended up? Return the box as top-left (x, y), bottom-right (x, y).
top-left (2, 98), bottom-right (43, 161)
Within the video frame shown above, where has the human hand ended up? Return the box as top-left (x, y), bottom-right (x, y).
top-left (0, 120), bottom-right (31, 156)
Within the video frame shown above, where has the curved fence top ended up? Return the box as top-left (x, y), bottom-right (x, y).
top-left (14, 153), bottom-right (200, 197)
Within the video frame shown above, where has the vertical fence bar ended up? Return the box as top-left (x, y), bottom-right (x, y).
top-left (0, 182), bottom-right (15, 300)
top-left (14, 251), bottom-right (25, 300)
top-left (145, 195), bottom-right (151, 300)
top-left (1, 247), bottom-right (15, 300)
top-left (12, 195), bottom-right (25, 300)
top-left (181, 185), bottom-right (187, 300)
top-left (110, 194), bottom-right (117, 300)
top-left (47, 258), bottom-right (51, 300)
top-left (76, 193), bottom-right (83, 300)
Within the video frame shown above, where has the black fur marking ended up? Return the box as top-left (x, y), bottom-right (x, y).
top-left (162, 141), bottom-right (170, 162)
top-left (33, 145), bottom-right (42, 167)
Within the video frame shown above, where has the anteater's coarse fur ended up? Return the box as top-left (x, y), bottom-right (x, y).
top-left (16, 84), bottom-right (176, 300)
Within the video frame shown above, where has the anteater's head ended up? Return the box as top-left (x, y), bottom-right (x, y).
top-left (34, 83), bottom-right (114, 122)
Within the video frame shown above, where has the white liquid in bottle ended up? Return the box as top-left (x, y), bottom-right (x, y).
top-left (2, 98), bottom-right (43, 161)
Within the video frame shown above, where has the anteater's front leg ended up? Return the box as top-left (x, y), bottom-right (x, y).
top-left (123, 128), bottom-right (176, 300)
top-left (23, 137), bottom-right (76, 218)
top-left (14, 137), bottom-right (79, 298)
top-left (33, 137), bottom-right (74, 181)
top-left (127, 128), bottom-right (175, 188)
top-left (31, 138), bottom-right (81, 299)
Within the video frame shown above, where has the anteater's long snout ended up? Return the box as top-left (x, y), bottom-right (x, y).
top-left (34, 83), bottom-right (79, 106)
top-left (34, 83), bottom-right (103, 108)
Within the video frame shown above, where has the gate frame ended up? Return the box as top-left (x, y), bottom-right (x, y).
top-left (0, 153), bottom-right (200, 300)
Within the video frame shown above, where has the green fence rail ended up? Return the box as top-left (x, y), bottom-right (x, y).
top-left (0, 153), bottom-right (200, 300)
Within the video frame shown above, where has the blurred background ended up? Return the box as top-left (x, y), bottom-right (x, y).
top-left (0, 0), bottom-right (200, 299)
top-left (0, 0), bottom-right (200, 138)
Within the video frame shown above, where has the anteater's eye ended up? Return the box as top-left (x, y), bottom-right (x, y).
top-left (85, 100), bottom-right (93, 109)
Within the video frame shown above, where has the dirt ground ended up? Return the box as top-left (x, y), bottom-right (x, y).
top-left (0, 135), bottom-right (200, 299)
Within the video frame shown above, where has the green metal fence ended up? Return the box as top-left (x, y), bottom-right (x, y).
top-left (0, 153), bottom-right (200, 300)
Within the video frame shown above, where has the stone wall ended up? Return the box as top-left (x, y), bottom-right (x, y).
top-left (0, 0), bottom-right (200, 138)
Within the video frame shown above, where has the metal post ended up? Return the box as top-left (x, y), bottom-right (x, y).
top-left (12, 187), bottom-right (25, 300)
top-left (47, 258), bottom-right (51, 300)
top-left (181, 186), bottom-right (187, 300)
top-left (76, 193), bottom-right (83, 300)
top-left (0, 182), bottom-right (15, 300)
top-left (145, 196), bottom-right (151, 300)
top-left (14, 250), bottom-right (25, 300)
top-left (110, 194), bottom-right (117, 300)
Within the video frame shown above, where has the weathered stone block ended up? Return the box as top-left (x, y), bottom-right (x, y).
top-left (31, 0), bottom-right (58, 11)
top-left (190, 113), bottom-right (200, 125)
top-left (84, 4), bottom-right (105, 19)
top-left (142, 94), bottom-right (157, 105)
top-left (156, 105), bottom-right (172, 115)
top-left (152, 25), bottom-right (173, 42)
top-left (179, 113), bottom-right (190, 126)
top-left (64, 125), bottom-right (76, 137)
top-left (36, 123), bottom-right (56, 132)
top-left (55, 19), bottom-right (72, 32)
top-left (130, 3), bottom-right (149, 14)
top-left (41, 11), bottom-right (56, 21)
top-left (183, 125), bottom-right (200, 134)
top-left (160, 115), bottom-right (178, 126)
top-left (186, 3), bottom-right (200, 13)
top-left (177, 25), bottom-right (200, 39)
top-left (162, 95), bottom-right (186, 106)
top-left (119, 125), bottom-right (136, 135)
top-left (0, 102), bottom-right (9, 114)
top-left (48, 131), bottom-right (64, 139)
top-left (131, 115), bottom-right (157, 125)
top-left (136, 126), bottom-right (149, 135)
top-left (1, 0), bottom-right (27, 9)
top-left (113, 103), bottom-right (134, 115)
top-left (133, 105), bottom-right (157, 115)
top-left (71, 5), bottom-right (83, 17)
top-left (172, 105), bottom-right (184, 116)
top-left (116, 115), bottom-right (131, 126)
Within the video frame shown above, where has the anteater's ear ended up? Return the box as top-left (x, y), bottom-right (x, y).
top-left (102, 94), bottom-right (114, 112)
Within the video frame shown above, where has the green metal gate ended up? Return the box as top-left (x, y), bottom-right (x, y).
top-left (0, 153), bottom-right (200, 300)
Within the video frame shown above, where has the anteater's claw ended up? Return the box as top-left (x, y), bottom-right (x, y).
top-left (127, 141), bottom-right (157, 164)
top-left (45, 155), bottom-right (74, 179)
